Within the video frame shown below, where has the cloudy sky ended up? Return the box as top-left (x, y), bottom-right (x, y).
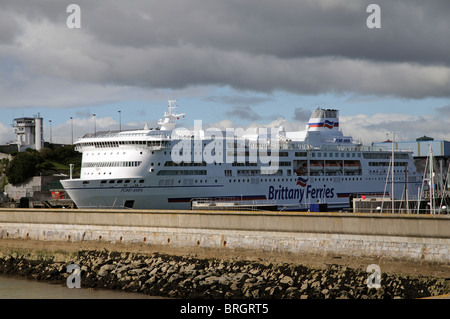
top-left (0, 0), bottom-right (449, 145)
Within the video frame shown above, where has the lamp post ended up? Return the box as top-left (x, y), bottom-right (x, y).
top-left (70, 117), bottom-right (73, 144)
top-left (118, 110), bottom-right (121, 132)
top-left (93, 114), bottom-right (96, 136)
top-left (49, 120), bottom-right (52, 144)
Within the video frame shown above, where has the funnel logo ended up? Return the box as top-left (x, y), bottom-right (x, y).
top-left (308, 120), bottom-right (338, 129)
top-left (296, 177), bottom-right (308, 187)
top-left (324, 120), bottom-right (336, 129)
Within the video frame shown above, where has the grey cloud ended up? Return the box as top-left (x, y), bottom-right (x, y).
top-left (203, 95), bottom-right (274, 106)
top-left (1, 0), bottom-right (450, 104)
top-left (435, 105), bottom-right (450, 116)
top-left (75, 0), bottom-right (450, 66)
top-left (225, 105), bottom-right (261, 121)
top-left (293, 108), bottom-right (311, 122)
top-left (0, 10), bottom-right (24, 44)
top-left (75, 110), bottom-right (94, 119)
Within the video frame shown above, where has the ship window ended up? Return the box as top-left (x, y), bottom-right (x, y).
top-left (109, 180), bottom-right (115, 183)
top-left (139, 179), bottom-right (144, 183)
top-left (117, 180), bottom-right (123, 184)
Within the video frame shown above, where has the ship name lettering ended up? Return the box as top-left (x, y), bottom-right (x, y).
top-left (268, 184), bottom-right (334, 202)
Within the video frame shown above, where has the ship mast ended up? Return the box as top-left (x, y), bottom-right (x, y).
top-left (158, 99), bottom-right (185, 131)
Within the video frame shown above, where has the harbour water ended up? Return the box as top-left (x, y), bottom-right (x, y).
top-left (0, 275), bottom-right (157, 299)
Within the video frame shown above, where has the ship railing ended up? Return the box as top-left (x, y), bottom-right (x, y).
top-left (352, 194), bottom-right (449, 215)
top-left (190, 198), bottom-right (278, 211)
top-left (372, 144), bottom-right (415, 152)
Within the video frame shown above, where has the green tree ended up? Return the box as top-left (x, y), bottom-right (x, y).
top-left (5, 150), bottom-right (44, 185)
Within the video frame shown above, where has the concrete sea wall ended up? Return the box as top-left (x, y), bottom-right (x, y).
top-left (0, 208), bottom-right (449, 262)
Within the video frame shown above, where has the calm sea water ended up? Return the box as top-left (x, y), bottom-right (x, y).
top-left (0, 275), bottom-right (158, 299)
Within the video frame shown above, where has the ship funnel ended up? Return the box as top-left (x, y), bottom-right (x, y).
top-left (307, 107), bottom-right (339, 132)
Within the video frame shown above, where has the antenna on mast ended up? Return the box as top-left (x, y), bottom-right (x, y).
top-left (158, 98), bottom-right (185, 130)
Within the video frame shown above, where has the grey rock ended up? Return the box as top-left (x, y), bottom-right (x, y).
top-left (98, 264), bottom-right (115, 277)
top-left (280, 275), bottom-right (294, 285)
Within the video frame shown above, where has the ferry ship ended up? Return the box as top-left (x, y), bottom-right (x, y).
top-left (61, 100), bottom-right (422, 210)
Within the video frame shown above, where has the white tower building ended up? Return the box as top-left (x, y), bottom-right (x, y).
top-left (13, 114), bottom-right (44, 151)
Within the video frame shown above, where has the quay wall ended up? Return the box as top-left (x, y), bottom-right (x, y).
top-left (0, 208), bottom-right (448, 262)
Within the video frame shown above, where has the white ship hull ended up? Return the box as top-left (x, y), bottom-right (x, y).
top-left (62, 178), bottom-right (419, 210)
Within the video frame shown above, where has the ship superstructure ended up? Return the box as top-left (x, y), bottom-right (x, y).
top-left (61, 100), bottom-right (422, 210)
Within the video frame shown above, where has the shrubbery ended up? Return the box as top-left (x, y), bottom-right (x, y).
top-left (5, 146), bottom-right (81, 185)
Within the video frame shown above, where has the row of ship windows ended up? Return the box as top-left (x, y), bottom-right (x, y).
top-left (81, 175), bottom-right (409, 186)
top-left (368, 162), bottom-right (408, 167)
top-left (78, 141), bottom-right (170, 148)
top-left (312, 152), bottom-right (361, 158)
top-left (158, 176), bottom-right (407, 184)
top-left (82, 179), bottom-right (145, 185)
top-left (155, 168), bottom-right (408, 177)
top-left (82, 161), bottom-right (142, 168)
top-left (369, 169), bottom-right (407, 173)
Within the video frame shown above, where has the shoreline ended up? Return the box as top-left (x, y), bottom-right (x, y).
top-left (0, 238), bottom-right (449, 299)
top-left (1, 238), bottom-right (449, 278)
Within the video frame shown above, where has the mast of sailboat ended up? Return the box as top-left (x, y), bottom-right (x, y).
top-left (404, 162), bottom-right (409, 214)
top-left (392, 133), bottom-right (395, 214)
top-left (429, 145), bottom-right (435, 214)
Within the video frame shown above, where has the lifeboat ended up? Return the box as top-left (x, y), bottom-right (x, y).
top-left (325, 161), bottom-right (341, 172)
top-left (343, 161), bottom-right (360, 172)
top-left (309, 161), bottom-right (324, 172)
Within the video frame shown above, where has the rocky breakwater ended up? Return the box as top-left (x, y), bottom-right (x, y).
top-left (0, 249), bottom-right (448, 299)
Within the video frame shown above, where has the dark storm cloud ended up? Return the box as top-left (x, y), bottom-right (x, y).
top-left (73, 0), bottom-right (450, 65)
top-left (1, 0), bottom-right (450, 102)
